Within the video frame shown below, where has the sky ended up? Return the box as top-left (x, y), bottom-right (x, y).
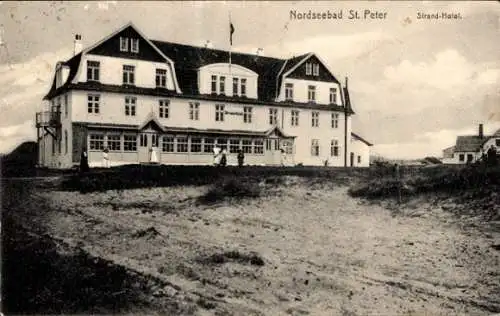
top-left (0, 1), bottom-right (499, 159)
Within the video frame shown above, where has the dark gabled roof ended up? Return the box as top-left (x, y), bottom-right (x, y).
top-left (455, 135), bottom-right (484, 152)
top-left (151, 40), bottom-right (285, 101)
top-left (43, 24), bottom-right (348, 109)
top-left (351, 132), bottom-right (373, 146)
top-left (43, 53), bottom-right (82, 100)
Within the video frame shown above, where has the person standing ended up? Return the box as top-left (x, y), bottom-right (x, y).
top-left (220, 147), bottom-right (228, 166)
top-left (487, 145), bottom-right (498, 166)
top-left (237, 149), bottom-right (245, 167)
top-left (150, 146), bottom-right (159, 164)
top-left (102, 147), bottom-right (110, 168)
top-left (213, 144), bottom-right (221, 166)
top-left (80, 147), bottom-right (89, 173)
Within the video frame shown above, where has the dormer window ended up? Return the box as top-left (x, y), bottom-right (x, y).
top-left (233, 78), bottom-right (239, 96)
top-left (131, 38), bottom-right (139, 53)
top-left (285, 83), bottom-right (294, 101)
top-left (329, 87), bottom-right (337, 104)
top-left (306, 62), bottom-right (312, 75)
top-left (219, 76), bottom-right (226, 95)
top-left (241, 78), bottom-right (247, 97)
top-left (313, 64), bottom-right (319, 76)
top-left (156, 69), bottom-right (167, 88)
top-left (120, 37), bottom-right (129, 52)
top-left (211, 75), bottom-right (217, 94)
top-left (87, 61), bottom-right (100, 82)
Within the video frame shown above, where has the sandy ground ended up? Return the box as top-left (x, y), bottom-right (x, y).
top-left (16, 177), bottom-right (500, 315)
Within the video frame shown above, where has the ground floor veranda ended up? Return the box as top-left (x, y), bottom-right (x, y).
top-left (80, 120), bottom-right (297, 168)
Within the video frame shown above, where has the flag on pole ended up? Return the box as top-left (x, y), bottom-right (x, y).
top-left (230, 22), bottom-right (235, 46)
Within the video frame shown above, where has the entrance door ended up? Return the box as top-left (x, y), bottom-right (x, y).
top-left (265, 137), bottom-right (281, 165)
top-left (139, 133), bottom-right (149, 163)
top-left (139, 132), bottom-right (160, 163)
top-left (350, 152), bottom-right (354, 167)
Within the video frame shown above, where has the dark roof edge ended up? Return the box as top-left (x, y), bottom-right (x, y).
top-left (351, 132), bottom-right (373, 146)
top-left (49, 83), bottom-right (354, 113)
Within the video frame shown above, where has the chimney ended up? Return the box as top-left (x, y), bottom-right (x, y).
top-left (479, 123), bottom-right (484, 139)
top-left (345, 76), bottom-right (349, 88)
top-left (73, 34), bottom-right (82, 55)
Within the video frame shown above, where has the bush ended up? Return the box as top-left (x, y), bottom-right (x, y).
top-left (198, 177), bottom-right (261, 204)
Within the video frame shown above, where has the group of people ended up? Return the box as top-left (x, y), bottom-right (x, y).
top-left (213, 146), bottom-right (246, 167)
top-left (480, 145), bottom-right (499, 166)
top-left (79, 147), bottom-right (111, 173)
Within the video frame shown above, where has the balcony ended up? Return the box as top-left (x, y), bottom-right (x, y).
top-left (36, 111), bottom-right (61, 128)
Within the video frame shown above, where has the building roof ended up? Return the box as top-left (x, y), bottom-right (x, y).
top-left (351, 132), bottom-right (373, 146)
top-left (43, 23), bottom-right (353, 114)
top-left (455, 135), bottom-right (485, 152)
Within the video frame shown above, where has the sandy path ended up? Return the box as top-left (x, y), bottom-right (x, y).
top-left (40, 178), bottom-right (500, 315)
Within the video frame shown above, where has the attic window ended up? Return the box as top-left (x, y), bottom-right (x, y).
top-left (305, 62), bottom-right (312, 75)
top-left (120, 37), bottom-right (129, 52)
top-left (131, 38), bottom-right (139, 53)
top-left (313, 64), bottom-right (319, 76)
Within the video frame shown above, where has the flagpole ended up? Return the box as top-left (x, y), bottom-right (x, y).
top-left (229, 11), bottom-right (232, 74)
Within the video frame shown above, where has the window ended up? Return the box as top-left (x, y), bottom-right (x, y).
top-left (269, 108), bottom-right (278, 125)
top-left (242, 139), bottom-right (252, 153)
top-left (64, 94), bottom-right (68, 118)
top-left (211, 75), bottom-right (217, 94)
top-left (89, 134), bottom-right (104, 150)
top-left (496, 139), bottom-right (500, 146)
top-left (331, 139), bottom-right (339, 157)
top-left (305, 62), bottom-right (312, 75)
top-left (291, 110), bottom-right (299, 127)
top-left (190, 137), bottom-right (202, 153)
top-left (204, 138), bottom-right (214, 153)
top-left (120, 37), bottom-right (129, 52)
top-left (156, 69), bottom-right (167, 88)
top-left (312, 111), bottom-right (319, 127)
top-left (285, 83), bottom-right (294, 101)
top-left (216, 138), bottom-right (227, 149)
top-left (459, 154), bottom-right (465, 162)
top-left (64, 130), bottom-right (68, 154)
top-left (230, 139), bottom-right (240, 153)
top-left (243, 106), bottom-right (252, 123)
top-left (139, 134), bottom-right (148, 147)
top-left (254, 139), bottom-right (264, 154)
top-left (87, 94), bottom-right (100, 114)
top-left (219, 76), bottom-right (226, 95)
top-left (215, 104), bottom-right (225, 122)
top-left (125, 97), bottom-right (136, 116)
top-left (308, 85), bottom-right (316, 102)
top-left (189, 102), bottom-right (200, 120)
top-left (176, 137), bottom-right (188, 152)
top-left (357, 155), bottom-right (361, 164)
top-left (233, 78), bottom-right (239, 96)
top-left (58, 132), bottom-right (62, 154)
top-left (123, 65), bottom-right (135, 85)
top-left (241, 78), bottom-right (247, 97)
top-left (162, 136), bottom-right (174, 152)
top-left (107, 135), bottom-right (121, 151)
top-left (467, 154), bottom-right (473, 162)
top-left (124, 135), bottom-right (137, 151)
top-left (130, 38), bottom-right (139, 53)
top-left (330, 87), bottom-right (337, 104)
top-left (87, 61), bottom-right (100, 81)
top-left (313, 64), bottom-right (319, 76)
top-left (331, 113), bottom-right (339, 128)
top-left (159, 99), bottom-right (169, 118)
top-left (311, 139), bottom-right (320, 156)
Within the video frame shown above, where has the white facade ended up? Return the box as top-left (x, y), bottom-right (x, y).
top-left (37, 22), bottom-right (370, 169)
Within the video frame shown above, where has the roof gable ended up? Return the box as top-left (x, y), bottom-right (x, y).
top-left (139, 112), bottom-right (166, 132)
top-left (286, 54), bottom-right (340, 83)
top-left (87, 25), bottom-right (165, 63)
top-left (455, 136), bottom-right (483, 152)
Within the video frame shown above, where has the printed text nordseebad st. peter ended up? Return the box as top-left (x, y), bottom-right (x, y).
top-left (290, 9), bottom-right (388, 20)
